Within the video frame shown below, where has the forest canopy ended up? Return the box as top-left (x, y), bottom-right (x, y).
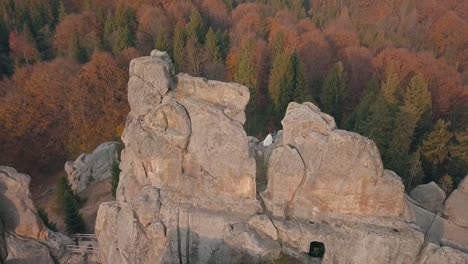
top-left (0, 0), bottom-right (466, 192)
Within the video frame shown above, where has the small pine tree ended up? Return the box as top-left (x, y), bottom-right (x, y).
top-left (58, 0), bottom-right (66, 21)
top-left (173, 20), bottom-right (186, 72)
top-left (69, 27), bottom-right (88, 63)
top-left (111, 161), bottom-right (120, 198)
top-left (63, 191), bottom-right (86, 234)
top-left (407, 151), bottom-right (424, 191)
top-left (56, 177), bottom-right (80, 208)
top-left (216, 30), bottom-right (229, 60)
top-left (270, 31), bottom-right (285, 63)
top-left (381, 66), bottom-right (400, 106)
top-left (38, 208), bottom-right (58, 232)
top-left (449, 128), bottom-right (468, 163)
top-left (268, 52), bottom-right (288, 108)
top-left (112, 24), bottom-right (134, 55)
top-left (186, 8), bottom-right (206, 44)
top-left (421, 119), bottom-right (453, 165)
top-left (234, 39), bottom-right (256, 103)
top-left (320, 61), bottom-right (348, 126)
top-left (276, 52), bottom-right (308, 119)
top-left (155, 28), bottom-right (170, 54)
top-left (345, 76), bottom-right (379, 131)
top-left (204, 27), bottom-right (221, 63)
top-left (401, 74), bottom-right (432, 120)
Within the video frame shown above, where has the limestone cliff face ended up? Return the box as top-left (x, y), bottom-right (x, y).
top-left (96, 50), bottom-right (468, 264)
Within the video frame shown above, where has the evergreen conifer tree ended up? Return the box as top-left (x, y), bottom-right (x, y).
top-left (186, 8), bottom-right (205, 44)
top-left (381, 66), bottom-right (400, 106)
top-left (111, 161), bottom-right (121, 198)
top-left (155, 28), bottom-right (170, 54)
top-left (173, 20), bottom-right (186, 72)
top-left (421, 119), bottom-right (453, 165)
top-left (449, 128), bottom-right (468, 163)
top-left (63, 191), bottom-right (86, 234)
top-left (320, 61), bottom-right (348, 126)
top-left (70, 28), bottom-right (88, 63)
top-left (58, 0), bottom-right (66, 21)
top-left (112, 24), bottom-right (134, 55)
top-left (204, 27), bottom-right (221, 63)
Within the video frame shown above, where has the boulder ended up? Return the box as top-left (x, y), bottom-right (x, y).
top-left (128, 51), bottom-right (174, 116)
top-left (417, 243), bottom-right (468, 264)
top-left (410, 182), bottom-right (446, 212)
top-left (279, 103), bottom-right (405, 217)
top-left (0, 167), bottom-right (74, 263)
top-left (65, 142), bottom-right (120, 193)
top-left (407, 195), bottom-right (468, 253)
top-left (443, 176), bottom-right (468, 228)
top-left (0, 167), bottom-right (46, 239)
top-left (261, 146), bottom-right (305, 217)
top-left (281, 102), bottom-right (336, 144)
top-left (4, 233), bottom-right (55, 264)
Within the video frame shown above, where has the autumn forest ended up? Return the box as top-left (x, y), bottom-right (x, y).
top-left (0, 0), bottom-right (466, 192)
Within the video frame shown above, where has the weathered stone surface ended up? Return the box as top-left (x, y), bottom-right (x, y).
top-left (443, 176), bottom-right (468, 228)
top-left (261, 146), bottom-right (304, 217)
top-left (180, 98), bottom-right (256, 200)
top-left (0, 167), bottom-right (46, 239)
top-left (95, 202), bottom-right (121, 264)
top-left (248, 214), bottom-right (278, 241)
top-left (408, 197), bottom-right (468, 252)
top-left (174, 74), bottom-right (250, 124)
top-left (410, 182), bottom-right (446, 212)
top-left (143, 101), bottom-right (191, 149)
top-left (282, 102), bottom-right (336, 144)
top-left (127, 75), bottom-right (162, 116)
top-left (0, 167), bottom-right (74, 264)
top-left (273, 217), bottom-right (425, 264)
top-left (287, 129), bottom-right (404, 218)
top-left (417, 243), bottom-right (468, 264)
top-left (5, 233), bottom-right (55, 264)
top-left (65, 142), bottom-right (120, 193)
top-left (128, 52), bottom-right (174, 116)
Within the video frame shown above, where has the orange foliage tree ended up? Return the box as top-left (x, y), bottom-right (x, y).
top-left (66, 52), bottom-right (129, 156)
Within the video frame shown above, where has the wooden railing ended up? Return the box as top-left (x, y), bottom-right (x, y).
top-left (67, 233), bottom-right (100, 256)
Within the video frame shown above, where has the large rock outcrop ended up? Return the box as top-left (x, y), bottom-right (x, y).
top-left (263, 102), bottom-right (405, 219)
top-left (0, 166), bottom-right (74, 264)
top-left (65, 142), bottom-right (121, 193)
top-left (95, 50), bottom-right (468, 264)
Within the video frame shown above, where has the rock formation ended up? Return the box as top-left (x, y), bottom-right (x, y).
top-left (0, 166), bottom-right (74, 263)
top-left (65, 142), bottom-right (121, 193)
top-left (95, 50), bottom-right (468, 264)
top-left (410, 182), bottom-right (446, 212)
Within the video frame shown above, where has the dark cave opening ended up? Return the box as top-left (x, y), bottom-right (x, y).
top-left (308, 241), bottom-right (325, 258)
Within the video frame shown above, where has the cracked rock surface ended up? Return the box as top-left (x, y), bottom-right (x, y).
top-left (0, 167), bottom-right (77, 264)
top-left (95, 50), bottom-right (468, 264)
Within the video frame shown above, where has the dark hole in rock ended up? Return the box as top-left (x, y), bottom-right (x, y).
top-left (309, 241), bottom-right (325, 258)
top-left (393, 228), bottom-right (399, 233)
top-left (309, 221), bottom-right (315, 225)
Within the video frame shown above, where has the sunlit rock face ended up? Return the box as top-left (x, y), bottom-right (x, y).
top-left (95, 50), bottom-right (468, 264)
